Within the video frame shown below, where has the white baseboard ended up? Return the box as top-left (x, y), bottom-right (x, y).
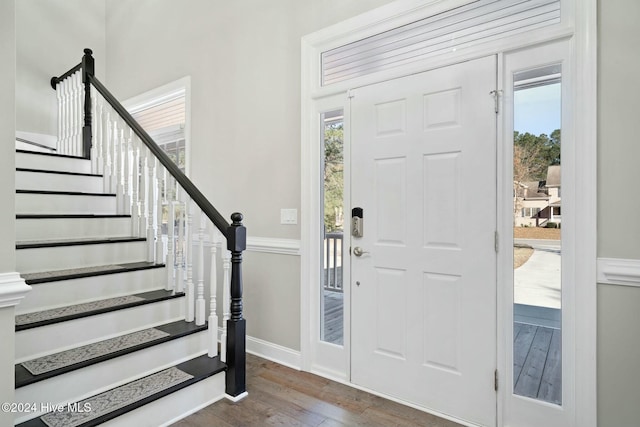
top-left (0, 272), bottom-right (31, 308)
top-left (597, 257), bottom-right (640, 287)
top-left (217, 328), bottom-right (301, 370)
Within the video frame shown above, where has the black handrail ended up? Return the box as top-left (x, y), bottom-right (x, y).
top-left (50, 63), bottom-right (81, 90)
top-left (89, 75), bottom-right (231, 233)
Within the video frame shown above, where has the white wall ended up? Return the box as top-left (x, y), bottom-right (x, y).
top-left (597, 0), bottom-right (640, 425)
top-left (105, 0), bottom-right (394, 351)
top-left (16, 0), bottom-right (106, 136)
top-left (0, 0), bottom-right (16, 422)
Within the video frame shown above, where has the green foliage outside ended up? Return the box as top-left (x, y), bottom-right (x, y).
top-left (513, 129), bottom-right (561, 181)
top-left (324, 122), bottom-right (344, 233)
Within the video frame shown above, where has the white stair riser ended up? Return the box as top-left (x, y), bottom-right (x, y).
top-left (17, 241), bottom-right (147, 273)
top-left (15, 142), bottom-right (56, 153)
top-left (102, 373), bottom-right (225, 427)
top-left (16, 193), bottom-right (116, 215)
top-left (16, 170), bottom-right (103, 193)
top-left (17, 268), bottom-right (167, 314)
top-left (16, 298), bottom-right (185, 360)
top-left (16, 216), bottom-right (133, 241)
top-left (14, 334), bottom-right (209, 424)
top-left (16, 151), bottom-right (91, 174)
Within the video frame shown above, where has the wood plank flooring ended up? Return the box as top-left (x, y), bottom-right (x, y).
top-left (322, 290), bottom-right (343, 345)
top-left (172, 353), bottom-right (463, 427)
top-left (513, 322), bottom-right (562, 405)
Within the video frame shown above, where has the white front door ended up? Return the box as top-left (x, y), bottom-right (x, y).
top-left (350, 56), bottom-right (497, 426)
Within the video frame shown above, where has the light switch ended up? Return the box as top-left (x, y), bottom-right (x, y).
top-left (280, 209), bottom-right (298, 225)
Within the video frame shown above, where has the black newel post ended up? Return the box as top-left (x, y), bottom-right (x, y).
top-left (81, 48), bottom-right (94, 159)
top-left (226, 212), bottom-right (247, 397)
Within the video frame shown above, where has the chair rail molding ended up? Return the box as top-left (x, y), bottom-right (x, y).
top-left (597, 258), bottom-right (640, 287)
top-left (0, 272), bottom-right (32, 308)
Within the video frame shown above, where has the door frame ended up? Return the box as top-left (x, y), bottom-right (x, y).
top-left (300, 0), bottom-right (596, 425)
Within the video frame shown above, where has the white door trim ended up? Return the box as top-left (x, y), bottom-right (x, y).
top-left (301, 1), bottom-right (596, 425)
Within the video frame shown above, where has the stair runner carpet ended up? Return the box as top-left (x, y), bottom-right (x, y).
top-left (39, 367), bottom-right (193, 427)
top-left (15, 295), bottom-right (144, 326)
top-left (21, 328), bottom-right (170, 375)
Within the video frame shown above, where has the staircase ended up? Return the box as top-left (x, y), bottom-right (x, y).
top-left (13, 147), bottom-right (226, 426)
top-left (12, 49), bottom-right (247, 426)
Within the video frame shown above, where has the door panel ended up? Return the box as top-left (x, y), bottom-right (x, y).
top-left (351, 56), bottom-right (497, 426)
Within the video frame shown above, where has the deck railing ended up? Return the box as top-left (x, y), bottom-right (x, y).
top-left (51, 49), bottom-right (247, 398)
top-left (324, 231), bottom-right (343, 292)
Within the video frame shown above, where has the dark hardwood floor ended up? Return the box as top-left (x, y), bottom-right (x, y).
top-left (172, 353), bottom-right (463, 427)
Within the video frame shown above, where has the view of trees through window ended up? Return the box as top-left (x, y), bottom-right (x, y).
top-left (323, 121), bottom-right (344, 233)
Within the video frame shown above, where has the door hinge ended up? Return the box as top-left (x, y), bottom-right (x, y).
top-left (494, 231), bottom-right (499, 253)
top-left (494, 369), bottom-right (498, 391)
top-left (489, 90), bottom-right (502, 114)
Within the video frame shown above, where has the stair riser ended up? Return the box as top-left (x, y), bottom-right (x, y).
top-left (16, 170), bottom-right (103, 193)
top-left (102, 372), bottom-right (225, 427)
top-left (14, 334), bottom-right (209, 424)
top-left (16, 193), bottom-right (116, 215)
top-left (16, 216), bottom-right (133, 241)
top-left (16, 298), bottom-right (185, 360)
top-left (17, 268), bottom-right (167, 314)
top-left (15, 141), bottom-right (56, 153)
top-left (17, 241), bottom-right (148, 273)
top-left (16, 151), bottom-right (91, 174)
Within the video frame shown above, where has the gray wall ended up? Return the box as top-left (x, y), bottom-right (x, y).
top-left (597, 0), bottom-right (640, 425)
top-left (105, 0), bottom-right (393, 351)
top-left (16, 0), bottom-right (106, 136)
top-left (0, 0), bottom-right (16, 422)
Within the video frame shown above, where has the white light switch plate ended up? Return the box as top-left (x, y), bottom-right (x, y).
top-left (280, 209), bottom-right (298, 225)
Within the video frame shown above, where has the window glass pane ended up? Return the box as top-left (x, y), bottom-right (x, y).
top-left (321, 109), bottom-right (344, 345)
top-left (513, 65), bottom-right (562, 405)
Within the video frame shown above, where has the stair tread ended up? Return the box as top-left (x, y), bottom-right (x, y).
top-left (22, 261), bottom-right (165, 285)
top-left (16, 148), bottom-right (86, 160)
top-left (16, 290), bottom-right (183, 331)
top-left (16, 320), bottom-right (207, 388)
top-left (17, 236), bottom-right (146, 249)
top-left (16, 189), bottom-right (115, 196)
top-left (17, 214), bottom-right (131, 219)
top-left (16, 167), bottom-right (103, 178)
top-left (16, 354), bottom-right (225, 427)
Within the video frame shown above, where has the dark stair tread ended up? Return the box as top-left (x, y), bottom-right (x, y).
top-left (16, 189), bottom-right (115, 197)
top-left (16, 148), bottom-right (86, 160)
top-left (17, 214), bottom-right (131, 219)
top-left (15, 290), bottom-right (183, 331)
top-left (16, 354), bottom-right (226, 427)
top-left (22, 261), bottom-right (165, 285)
top-left (16, 167), bottom-right (103, 178)
top-left (17, 236), bottom-right (146, 249)
top-left (15, 320), bottom-right (207, 388)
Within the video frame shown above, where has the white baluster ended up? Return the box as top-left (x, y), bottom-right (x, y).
top-left (93, 95), bottom-right (103, 175)
top-left (73, 73), bottom-right (80, 156)
top-left (220, 249), bottom-right (231, 363)
top-left (185, 198), bottom-right (195, 322)
top-left (176, 193), bottom-right (185, 294)
top-left (196, 210), bottom-right (206, 326)
top-left (208, 227), bottom-right (219, 357)
top-left (166, 178), bottom-right (175, 292)
top-left (120, 121), bottom-right (131, 215)
top-left (56, 82), bottom-right (62, 152)
top-left (130, 134), bottom-right (140, 237)
top-left (110, 117), bottom-right (119, 195)
top-left (138, 144), bottom-right (148, 238)
top-left (102, 107), bottom-right (112, 193)
top-left (155, 160), bottom-right (165, 263)
top-left (61, 80), bottom-right (69, 154)
top-left (77, 72), bottom-right (83, 156)
top-left (146, 147), bottom-right (156, 262)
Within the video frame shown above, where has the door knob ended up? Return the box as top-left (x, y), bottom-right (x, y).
top-left (353, 246), bottom-right (369, 257)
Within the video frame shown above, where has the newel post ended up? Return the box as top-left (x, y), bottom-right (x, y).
top-left (81, 48), bottom-right (94, 159)
top-left (225, 212), bottom-right (247, 398)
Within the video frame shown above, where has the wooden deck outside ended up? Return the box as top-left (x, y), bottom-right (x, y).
top-left (513, 322), bottom-right (562, 405)
top-left (322, 292), bottom-right (562, 405)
